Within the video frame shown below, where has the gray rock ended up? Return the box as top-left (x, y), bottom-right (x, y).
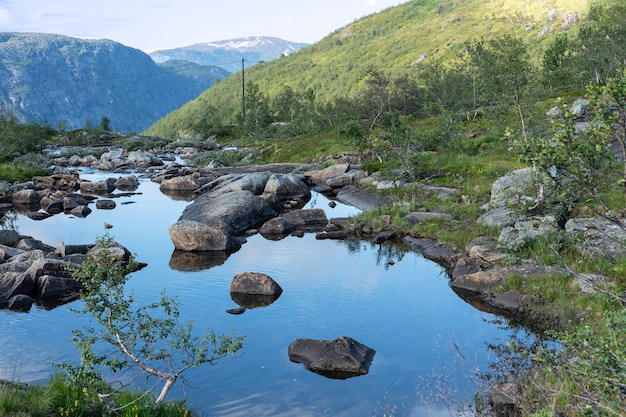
top-left (27, 211), bottom-right (52, 221)
top-left (101, 149), bottom-right (124, 161)
top-left (8, 294), bottom-right (35, 311)
top-left (88, 243), bottom-right (131, 262)
top-left (403, 211), bottom-right (453, 225)
top-left (26, 258), bottom-right (77, 280)
top-left (451, 265), bottom-right (569, 295)
top-left (206, 172), bottom-right (273, 196)
top-left (402, 236), bottom-right (464, 267)
top-left (180, 190), bottom-right (276, 236)
top-left (114, 175), bottom-right (140, 191)
top-left (37, 275), bottom-right (83, 298)
top-left (80, 180), bottom-right (115, 194)
top-left (9, 250), bottom-right (45, 263)
top-left (70, 205), bottom-right (92, 217)
top-left (96, 199), bottom-right (116, 210)
top-left (321, 170), bottom-right (367, 188)
top-left (482, 167), bottom-right (551, 210)
top-left (498, 216), bottom-right (559, 251)
top-left (159, 175), bottom-right (200, 192)
top-left (259, 217), bottom-right (296, 235)
top-left (336, 185), bottom-right (381, 211)
top-left (546, 105), bottom-right (562, 118)
top-left (0, 244), bottom-right (26, 259)
top-left (374, 230), bottom-right (396, 244)
top-left (565, 217), bottom-right (626, 261)
top-left (288, 336), bottom-right (376, 379)
top-left (574, 273), bottom-right (614, 294)
top-left (127, 151), bottom-right (163, 166)
top-left (478, 207), bottom-right (524, 228)
top-left (282, 209), bottom-right (328, 229)
top-left (43, 199), bottom-right (64, 214)
top-left (417, 184), bottom-right (460, 199)
top-left (487, 291), bottom-right (527, 312)
top-left (0, 230), bottom-right (19, 246)
top-left (12, 189), bottom-right (41, 205)
top-left (263, 173), bottom-right (310, 201)
top-left (0, 271), bottom-right (34, 300)
top-left (230, 272), bottom-right (283, 296)
top-left (305, 164), bottom-right (350, 184)
top-left (452, 256), bottom-right (492, 280)
top-left (16, 239), bottom-right (55, 254)
top-left (570, 98), bottom-right (589, 116)
top-left (169, 220), bottom-right (241, 252)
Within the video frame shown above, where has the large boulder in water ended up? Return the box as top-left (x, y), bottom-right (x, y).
top-left (170, 190), bottom-right (275, 252)
top-left (230, 271), bottom-right (283, 308)
top-left (288, 336), bottom-right (376, 379)
top-left (169, 172), bottom-right (313, 252)
top-left (169, 220), bottom-right (242, 252)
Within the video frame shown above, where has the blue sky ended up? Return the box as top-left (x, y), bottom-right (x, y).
top-left (0, 0), bottom-right (408, 51)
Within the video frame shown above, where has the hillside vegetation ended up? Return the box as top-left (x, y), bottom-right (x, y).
top-left (145, 0), bottom-right (589, 138)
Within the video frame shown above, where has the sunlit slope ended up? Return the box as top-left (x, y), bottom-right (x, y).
top-left (145, 0), bottom-right (588, 138)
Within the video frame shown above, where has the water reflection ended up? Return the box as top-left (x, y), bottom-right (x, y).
top-left (168, 249), bottom-right (231, 271)
top-left (230, 292), bottom-right (281, 309)
top-left (159, 188), bottom-right (196, 201)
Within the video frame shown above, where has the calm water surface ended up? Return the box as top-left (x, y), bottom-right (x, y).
top-left (0, 169), bottom-right (518, 416)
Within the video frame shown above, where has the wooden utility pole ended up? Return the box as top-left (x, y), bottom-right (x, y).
top-left (241, 58), bottom-right (245, 124)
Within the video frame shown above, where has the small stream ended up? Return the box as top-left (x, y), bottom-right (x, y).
top-left (0, 167), bottom-right (524, 416)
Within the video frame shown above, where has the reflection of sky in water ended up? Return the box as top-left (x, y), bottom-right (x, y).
top-left (0, 170), bottom-right (516, 416)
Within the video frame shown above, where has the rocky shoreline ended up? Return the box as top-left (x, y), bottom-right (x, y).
top-left (0, 147), bottom-right (618, 322)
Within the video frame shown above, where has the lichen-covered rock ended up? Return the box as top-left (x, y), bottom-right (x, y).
top-left (565, 217), bottom-right (626, 261)
top-left (497, 216), bottom-right (559, 252)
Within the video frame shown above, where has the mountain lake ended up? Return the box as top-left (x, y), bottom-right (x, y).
top-left (0, 165), bottom-right (529, 416)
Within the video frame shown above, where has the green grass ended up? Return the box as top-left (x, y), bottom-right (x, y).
top-left (0, 375), bottom-right (197, 417)
top-left (0, 164), bottom-right (49, 183)
top-left (256, 130), bottom-right (359, 164)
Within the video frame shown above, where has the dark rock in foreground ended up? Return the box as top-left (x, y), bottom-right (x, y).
top-left (288, 336), bottom-right (376, 379)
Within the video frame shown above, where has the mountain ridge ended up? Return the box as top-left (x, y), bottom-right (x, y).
top-left (0, 33), bottom-right (303, 132)
top-left (149, 36), bottom-right (309, 73)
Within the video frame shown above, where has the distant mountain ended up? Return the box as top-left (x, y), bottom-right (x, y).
top-left (0, 32), bottom-right (230, 132)
top-left (149, 36), bottom-right (309, 73)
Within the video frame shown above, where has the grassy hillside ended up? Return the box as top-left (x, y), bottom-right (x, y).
top-left (145, 0), bottom-right (589, 139)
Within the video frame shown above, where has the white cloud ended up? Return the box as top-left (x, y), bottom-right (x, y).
top-left (0, 7), bottom-right (11, 25)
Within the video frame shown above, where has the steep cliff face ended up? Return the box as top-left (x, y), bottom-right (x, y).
top-left (0, 32), bottom-right (229, 132)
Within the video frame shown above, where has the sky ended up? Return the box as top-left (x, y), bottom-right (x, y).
top-left (0, 0), bottom-right (408, 52)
